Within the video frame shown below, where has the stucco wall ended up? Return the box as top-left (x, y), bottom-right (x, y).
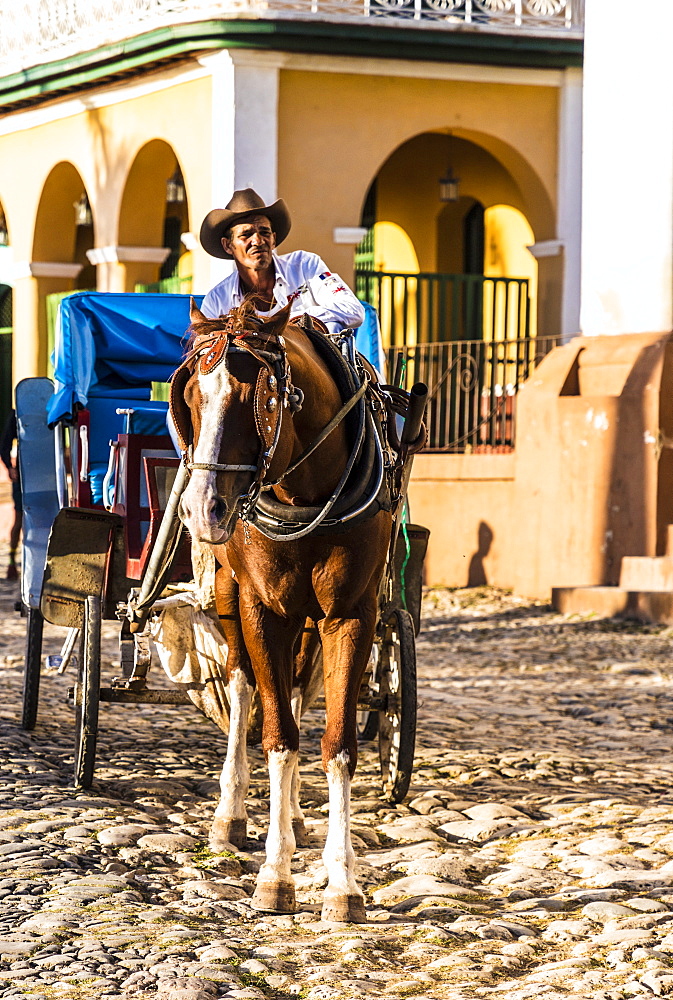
top-left (408, 452), bottom-right (516, 588)
top-left (277, 68), bottom-right (559, 281)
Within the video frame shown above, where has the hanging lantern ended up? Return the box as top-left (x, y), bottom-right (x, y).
top-left (74, 192), bottom-right (93, 227)
top-left (166, 168), bottom-right (186, 204)
top-left (439, 165), bottom-right (460, 203)
top-left (0, 213), bottom-right (8, 246)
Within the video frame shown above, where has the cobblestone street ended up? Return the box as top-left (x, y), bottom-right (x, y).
top-left (2, 540), bottom-right (673, 999)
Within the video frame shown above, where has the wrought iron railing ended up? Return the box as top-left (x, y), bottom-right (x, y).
top-left (0, 0), bottom-right (584, 76)
top-left (388, 333), bottom-right (559, 452)
top-left (357, 270), bottom-right (530, 347)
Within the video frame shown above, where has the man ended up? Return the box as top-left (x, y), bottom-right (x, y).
top-left (0, 409), bottom-right (21, 581)
top-left (199, 188), bottom-right (364, 335)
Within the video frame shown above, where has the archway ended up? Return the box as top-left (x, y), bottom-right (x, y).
top-left (356, 131), bottom-right (544, 450)
top-left (356, 132), bottom-right (538, 347)
top-left (32, 164), bottom-right (95, 374)
top-left (119, 140), bottom-right (191, 292)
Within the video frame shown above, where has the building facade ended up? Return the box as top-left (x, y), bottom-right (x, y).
top-left (0, 0), bottom-right (585, 591)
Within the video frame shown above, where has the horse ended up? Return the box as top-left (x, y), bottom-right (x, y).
top-left (170, 299), bottom-right (393, 923)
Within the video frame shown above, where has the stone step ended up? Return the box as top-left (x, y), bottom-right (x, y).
top-left (552, 585), bottom-right (673, 624)
top-left (619, 555), bottom-right (673, 591)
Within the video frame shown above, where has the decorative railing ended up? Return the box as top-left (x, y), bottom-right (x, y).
top-left (0, 0), bottom-right (584, 76)
top-left (388, 334), bottom-right (560, 452)
top-left (357, 271), bottom-right (531, 348)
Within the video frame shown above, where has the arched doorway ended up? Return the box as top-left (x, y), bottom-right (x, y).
top-left (119, 141), bottom-right (191, 293)
top-left (33, 163), bottom-right (94, 375)
top-left (356, 131), bottom-right (549, 451)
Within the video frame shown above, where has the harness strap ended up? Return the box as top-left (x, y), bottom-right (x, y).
top-left (252, 386), bottom-right (368, 542)
top-left (189, 462), bottom-right (258, 473)
top-left (265, 375), bottom-right (369, 487)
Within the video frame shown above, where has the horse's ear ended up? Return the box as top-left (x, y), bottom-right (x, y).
top-left (190, 297), bottom-right (207, 324)
top-left (263, 303), bottom-right (292, 338)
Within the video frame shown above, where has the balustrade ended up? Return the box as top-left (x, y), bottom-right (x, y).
top-left (0, 0), bottom-right (584, 76)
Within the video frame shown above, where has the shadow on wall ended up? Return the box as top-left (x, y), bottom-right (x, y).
top-left (468, 520), bottom-right (493, 586)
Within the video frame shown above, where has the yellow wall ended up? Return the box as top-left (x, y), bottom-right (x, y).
top-left (0, 58), bottom-right (561, 381)
top-left (0, 73), bottom-right (215, 381)
top-left (278, 69), bottom-right (559, 279)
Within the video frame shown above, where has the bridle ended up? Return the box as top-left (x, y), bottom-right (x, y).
top-left (171, 316), bottom-right (369, 538)
top-left (174, 318), bottom-right (299, 516)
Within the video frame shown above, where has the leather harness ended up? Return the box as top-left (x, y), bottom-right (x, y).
top-left (170, 314), bottom-right (388, 541)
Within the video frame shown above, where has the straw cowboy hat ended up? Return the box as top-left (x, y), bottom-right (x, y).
top-left (199, 188), bottom-right (292, 260)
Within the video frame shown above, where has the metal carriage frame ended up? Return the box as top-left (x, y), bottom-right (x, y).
top-left (16, 291), bottom-right (428, 803)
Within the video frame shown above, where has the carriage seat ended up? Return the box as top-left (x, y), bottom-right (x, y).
top-left (77, 394), bottom-right (172, 507)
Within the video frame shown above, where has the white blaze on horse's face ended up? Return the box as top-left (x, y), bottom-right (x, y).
top-left (181, 363), bottom-right (242, 544)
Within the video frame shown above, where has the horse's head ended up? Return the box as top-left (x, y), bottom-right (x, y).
top-left (172, 299), bottom-right (292, 544)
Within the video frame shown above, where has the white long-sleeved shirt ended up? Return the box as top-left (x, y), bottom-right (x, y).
top-left (200, 250), bottom-right (365, 335)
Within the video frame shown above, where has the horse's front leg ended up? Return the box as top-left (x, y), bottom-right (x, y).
top-left (210, 566), bottom-right (255, 851)
top-left (318, 609), bottom-right (375, 923)
top-left (242, 602), bottom-right (302, 913)
top-left (289, 624), bottom-right (321, 847)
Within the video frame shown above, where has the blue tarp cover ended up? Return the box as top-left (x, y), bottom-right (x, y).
top-left (355, 301), bottom-right (386, 378)
top-left (47, 292), bottom-right (202, 426)
top-left (47, 290), bottom-right (384, 426)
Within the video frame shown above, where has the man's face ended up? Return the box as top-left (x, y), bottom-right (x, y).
top-left (222, 215), bottom-right (276, 271)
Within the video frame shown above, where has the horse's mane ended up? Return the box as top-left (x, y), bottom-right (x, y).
top-left (186, 297), bottom-right (289, 349)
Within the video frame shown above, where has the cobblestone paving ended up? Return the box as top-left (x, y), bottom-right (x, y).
top-left (2, 545), bottom-right (673, 999)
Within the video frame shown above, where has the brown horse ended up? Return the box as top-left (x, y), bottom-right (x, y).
top-left (171, 300), bottom-right (391, 922)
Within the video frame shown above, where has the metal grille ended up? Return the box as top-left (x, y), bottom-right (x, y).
top-left (356, 271), bottom-right (530, 347)
top-left (387, 334), bottom-right (560, 452)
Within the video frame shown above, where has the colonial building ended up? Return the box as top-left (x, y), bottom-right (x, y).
top-left (0, 0), bottom-right (585, 592)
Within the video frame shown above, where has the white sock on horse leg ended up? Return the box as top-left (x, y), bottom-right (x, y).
top-left (323, 750), bottom-right (362, 901)
top-left (213, 668), bottom-right (253, 835)
top-left (259, 749), bottom-right (297, 886)
top-left (290, 688), bottom-right (304, 828)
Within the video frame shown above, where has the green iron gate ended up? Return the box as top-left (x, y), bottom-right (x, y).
top-left (356, 271), bottom-right (558, 452)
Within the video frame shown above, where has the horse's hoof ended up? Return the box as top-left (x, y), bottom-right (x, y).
top-left (321, 895), bottom-right (367, 923)
top-left (209, 818), bottom-right (247, 851)
top-left (250, 881), bottom-right (296, 913)
top-left (292, 818), bottom-right (311, 847)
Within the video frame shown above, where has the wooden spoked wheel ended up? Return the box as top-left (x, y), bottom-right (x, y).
top-left (376, 606), bottom-right (417, 804)
top-left (357, 644), bottom-right (379, 742)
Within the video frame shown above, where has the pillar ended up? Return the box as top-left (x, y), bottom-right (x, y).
top-left (86, 246), bottom-right (170, 292)
top-left (197, 50), bottom-right (281, 293)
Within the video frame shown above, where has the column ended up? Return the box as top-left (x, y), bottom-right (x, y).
top-left (557, 66), bottom-right (582, 340)
top-left (197, 50), bottom-right (282, 293)
top-left (580, 0), bottom-right (673, 336)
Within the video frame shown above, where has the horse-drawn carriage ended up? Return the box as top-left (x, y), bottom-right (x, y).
top-left (16, 290), bottom-right (428, 922)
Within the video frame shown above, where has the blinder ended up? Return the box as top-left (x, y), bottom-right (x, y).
top-left (169, 326), bottom-right (289, 488)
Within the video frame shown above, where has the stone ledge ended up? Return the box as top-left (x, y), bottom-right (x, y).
top-left (552, 585), bottom-right (673, 624)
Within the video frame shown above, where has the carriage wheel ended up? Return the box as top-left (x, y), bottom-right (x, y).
top-left (21, 606), bottom-right (44, 731)
top-left (74, 595), bottom-right (101, 789)
top-left (357, 644), bottom-right (379, 742)
top-left (377, 606), bottom-right (416, 804)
